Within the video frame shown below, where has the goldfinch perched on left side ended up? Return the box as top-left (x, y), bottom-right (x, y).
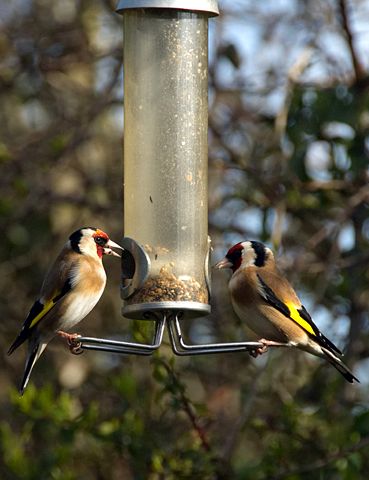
top-left (216, 240), bottom-right (359, 383)
top-left (8, 227), bottom-right (123, 394)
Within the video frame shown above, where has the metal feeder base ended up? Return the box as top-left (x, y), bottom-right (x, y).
top-left (75, 310), bottom-right (263, 356)
top-left (122, 302), bottom-right (211, 320)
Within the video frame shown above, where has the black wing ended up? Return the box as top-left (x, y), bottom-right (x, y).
top-left (257, 274), bottom-right (342, 356)
top-left (8, 278), bottom-right (72, 355)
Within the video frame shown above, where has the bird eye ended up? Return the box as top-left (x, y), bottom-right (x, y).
top-left (94, 236), bottom-right (107, 246)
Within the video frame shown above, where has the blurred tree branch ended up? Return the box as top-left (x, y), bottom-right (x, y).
top-left (338, 0), bottom-right (366, 83)
top-left (273, 435), bottom-right (369, 479)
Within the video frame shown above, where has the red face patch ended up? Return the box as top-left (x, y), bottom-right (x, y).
top-left (93, 229), bottom-right (109, 257)
top-left (93, 229), bottom-right (109, 240)
top-left (226, 242), bottom-right (244, 272)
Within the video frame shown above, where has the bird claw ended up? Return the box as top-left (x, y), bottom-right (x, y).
top-left (57, 330), bottom-right (83, 355)
top-left (70, 343), bottom-right (84, 355)
top-left (249, 343), bottom-right (269, 358)
top-left (249, 338), bottom-right (289, 357)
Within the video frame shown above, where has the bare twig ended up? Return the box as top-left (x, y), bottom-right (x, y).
top-left (308, 183), bottom-right (369, 249)
top-left (274, 48), bottom-right (313, 137)
top-left (338, 0), bottom-right (365, 82)
top-left (220, 364), bottom-right (266, 461)
top-left (273, 435), bottom-right (369, 479)
top-left (303, 180), bottom-right (349, 192)
top-left (160, 361), bottom-right (212, 453)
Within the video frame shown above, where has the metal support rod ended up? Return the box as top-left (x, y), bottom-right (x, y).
top-left (78, 315), bottom-right (165, 355)
top-left (167, 314), bottom-right (264, 355)
top-left (74, 311), bottom-right (264, 356)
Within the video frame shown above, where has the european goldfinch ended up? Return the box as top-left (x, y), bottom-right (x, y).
top-left (8, 227), bottom-right (123, 394)
top-left (216, 240), bottom-right (359, 383)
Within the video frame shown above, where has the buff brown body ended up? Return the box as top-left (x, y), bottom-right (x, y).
top-left (8, 227), bottom-right (122, 394)
top-left (231, 262), bottom-right (311, 347)
top-left (216, 241), bottom-right (359, 383)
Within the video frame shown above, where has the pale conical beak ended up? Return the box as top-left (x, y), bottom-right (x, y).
top-left (104, 239), bottom-right (123, 257)
top-left (214, 257), bottom-right (233, 269)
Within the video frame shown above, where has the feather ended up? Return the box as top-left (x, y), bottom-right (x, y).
top-left (8, 228), bottom-right (121, 394)
top-left (220, 240), bottom-right (359, 383)
top-left (257, 273), bottom-right (342, 356)
top-left (298, 304), bottom-right (342, 356)
top-left (19, 340), bottom-right (47, 395)
top-left (321, 347), bottom-right (359, 383)
top-left (8, 278), bottom-right (72, 355)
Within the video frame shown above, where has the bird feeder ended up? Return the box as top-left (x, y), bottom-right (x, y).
top-left (77, 0), bottom-right (262, 356)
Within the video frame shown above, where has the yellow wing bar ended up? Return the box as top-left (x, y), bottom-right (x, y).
top-left (285, 301), bottom-right (316, 336)
top-left (29, 298), bottom-right (56, 329)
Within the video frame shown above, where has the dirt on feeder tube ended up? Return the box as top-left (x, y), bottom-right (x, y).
top-left (130, 264), bottom-right (208, 304)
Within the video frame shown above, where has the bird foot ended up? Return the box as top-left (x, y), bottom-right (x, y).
top-left (57, 330), bottom-right (83, 355)
top-left (259, 338), bottom-right (289, 348)
top-left (249, 344), bottom-right (269, 358)
top-left (249, 339), bottom-right (289, 357)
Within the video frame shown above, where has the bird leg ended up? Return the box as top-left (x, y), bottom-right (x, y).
top-left (249, 339), bottom-right (290, 358)
top-left (260, 338), bottom-right (290, 348)
top-left (57, 330), bottom-right (83, 355)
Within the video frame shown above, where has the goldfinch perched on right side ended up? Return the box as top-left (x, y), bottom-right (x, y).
top-left (215, 240), bottom-right (359, 383)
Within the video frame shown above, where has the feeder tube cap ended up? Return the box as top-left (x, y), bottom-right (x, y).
top-left (116, 0), bottom-right (219, 16)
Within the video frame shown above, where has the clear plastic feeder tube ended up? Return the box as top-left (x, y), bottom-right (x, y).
top-left (122, 5), bottom-right (213, 318)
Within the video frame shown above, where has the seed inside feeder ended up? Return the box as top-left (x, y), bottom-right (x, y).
top-left (129, 264), bottom-right (208, 304)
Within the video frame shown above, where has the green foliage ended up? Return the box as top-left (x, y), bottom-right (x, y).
top-left (288, 85), bottom-right (369, 180)
top-left (1, 0), bottom-right (369, 479)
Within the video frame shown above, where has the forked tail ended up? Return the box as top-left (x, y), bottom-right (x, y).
top-left (20, 342), bottom-right (46, 395)
top-left (322, 347), bottom-right (359, 383)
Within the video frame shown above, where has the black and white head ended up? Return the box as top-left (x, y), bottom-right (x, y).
top-left (69, 227), bottom-right (123, 259)
top-left (215, 240), bottom-right (273, 273)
